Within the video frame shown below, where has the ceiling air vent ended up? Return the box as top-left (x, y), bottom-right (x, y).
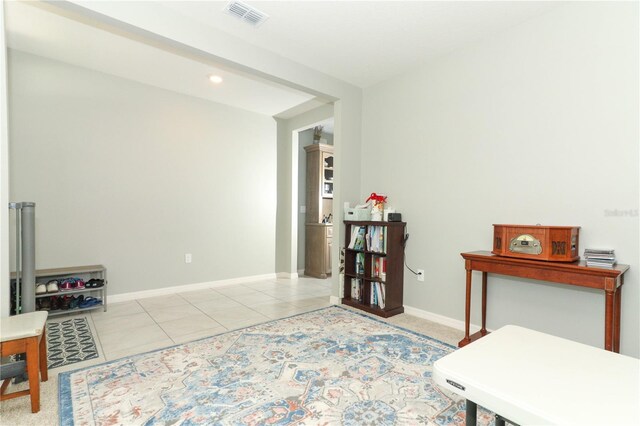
top-left (223, 0), bottom-right (269, 27)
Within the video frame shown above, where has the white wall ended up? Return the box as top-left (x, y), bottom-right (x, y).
top-left (8, 51), bottom-right (277, 296)
top-left (362, 3), bottom-right (639, 356)
top-left (0, 3), bottom-right (10, 316)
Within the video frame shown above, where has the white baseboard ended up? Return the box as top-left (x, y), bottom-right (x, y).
top-left (277, 272), bottom-right (299, 279)
top-left (403, 304), bottom-right (484, 334)
top-left (110, 277), bottom-right (478, 336)
top-left (109, 273), bottom-right (278, 303)
top-left (332, 299), bottom-right (482, 334)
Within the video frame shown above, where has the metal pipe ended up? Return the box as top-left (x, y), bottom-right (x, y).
top-left (9, 202), bottom-right (21, 314)
top-left (8, 202), bottom-right (36, 314)
top-left (20, 202), bottom-right (36, 313)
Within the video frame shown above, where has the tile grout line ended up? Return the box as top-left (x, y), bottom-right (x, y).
top-left (185, 295), bottom-right (229, 334)
top-left (91, 278), bottom-right (334, 356)
top-left (136, 297), bottom-right (185, 345)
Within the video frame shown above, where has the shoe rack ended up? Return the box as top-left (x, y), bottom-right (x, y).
top-left (12, 265), bottom-right (107, 316)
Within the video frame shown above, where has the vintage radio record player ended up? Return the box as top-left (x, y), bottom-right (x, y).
top-left (492, 224), bottom-right (580, 262)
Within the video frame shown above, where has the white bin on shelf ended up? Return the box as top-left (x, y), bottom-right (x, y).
top-left (344, 207), bottom-right (371, 221)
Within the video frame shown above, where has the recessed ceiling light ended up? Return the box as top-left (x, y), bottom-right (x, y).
top-left (209, 75), bottom-right (223, 84)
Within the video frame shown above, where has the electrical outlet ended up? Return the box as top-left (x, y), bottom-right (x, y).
top-left (185, 253), bottom-right (192, 264)
top-left (417, 269), bottom-right (425, 282)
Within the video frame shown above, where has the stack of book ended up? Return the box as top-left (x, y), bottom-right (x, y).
top-left (348, 226), bottom-right (367, 250)
top-left (370, 282), bottom-right (386, 309)
top-left (351, 278), bottom-right (364, 302)
top-left (365, 226), bottom-right (387, 253)
top-left (584, 249), bottom-right (616, 268)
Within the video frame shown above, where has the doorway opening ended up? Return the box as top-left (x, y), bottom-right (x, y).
top-left (295, 118), bottom-right (334, 278)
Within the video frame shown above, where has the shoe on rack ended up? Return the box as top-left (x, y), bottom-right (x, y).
top-left (70, 296), bottom-right (79, 309)
top-left (50, 296), bottom-right (60, 311)
top-left (36, 283), bottom-right (47, 294)
top-left (79, 297), bottom-right (102, 309)
top-left (59, 278), bottom-right (75, 291)
top-left (90, 279), bottom-right (105, 288)
top-left (75, 279), bottom-right (85, 289)
top-left (39, 298), bottom-right (51, 311)
top-left (60, 295), bottom-right (72, 310)
top-left (47, 280), bottom-right (59, 293)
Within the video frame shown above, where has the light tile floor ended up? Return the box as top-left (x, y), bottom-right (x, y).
top-left (0, 275), bottom-right (464, 425)
top-left (89, 276), bottom-right (333, 362)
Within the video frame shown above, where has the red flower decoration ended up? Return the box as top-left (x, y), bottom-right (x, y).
top-left (366, 192), bottom-right (387, 206)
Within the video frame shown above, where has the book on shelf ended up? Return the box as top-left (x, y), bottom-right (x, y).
top-left (366, 226), bottom-right (386, 253)
top-left (351, 278), bottom-right (356, 301)
top-left (585, 260), bottom-right (616, 268)
top-left (375, 282), bottom-right (386, 309)
top-left (348, 227), bottom-right (358, 249)
top-left (372, 255), bottom-right (380, 278)
top-left (371, 256), bottom-right (387, 282)
top-left (351, 278), bottom-right (364, 302)
top-left (349, 226), bottom-right (367, 250)
top-left (584, 248), bottom-right (614, 255)
top-left (356, 253), bottom-right (365, 275)
top-left (370, 282), bottom-right (377, 306)
top-left (383, 226), bottom-right (387, 254)
top-left (369, 281), bottom-right (386, 309)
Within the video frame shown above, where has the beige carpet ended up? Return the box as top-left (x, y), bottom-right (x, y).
top-left (0, 375), bottom-right (59, 426)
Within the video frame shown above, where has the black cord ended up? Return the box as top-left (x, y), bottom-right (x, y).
top-left (402, 231), bottom-right (419, 275)
top-left (405, 255), bottom-right (419, 275)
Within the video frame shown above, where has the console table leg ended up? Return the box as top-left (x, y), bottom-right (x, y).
top-left (481, 272), bottom-right (487, 335)
top-left (614, 285), bottom-right (622, 353)
top-left (604, 290), bottom-right (614, 351)
top-left (465, 399), bottom-right (477, 426)
top-left (495, 414), bottom-right (506, 426)
top-left (459, 269), bottom-right (473, 347)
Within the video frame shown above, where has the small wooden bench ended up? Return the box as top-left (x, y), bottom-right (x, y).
top-left (0, 311), bottom-right (49, 413)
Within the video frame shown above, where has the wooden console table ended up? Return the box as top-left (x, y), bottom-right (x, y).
top-left (459, 251), bottom-right (629, 352)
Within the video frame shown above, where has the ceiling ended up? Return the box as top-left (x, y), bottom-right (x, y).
top-left (3, 1), bottom-right (319, 117)
top-left (4, 1), bottom-right (562, 116)
top-left (160, 1), bottom-right (561, 88)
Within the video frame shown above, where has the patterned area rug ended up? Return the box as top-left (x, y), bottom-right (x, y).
top-left (47, 317), bottom-right (99, 369)
top-left (59, 306), bottom-right (492, 425)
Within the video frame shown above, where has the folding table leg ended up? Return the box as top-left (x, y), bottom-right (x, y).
top-left (466, 399), bottom-right (477, 426)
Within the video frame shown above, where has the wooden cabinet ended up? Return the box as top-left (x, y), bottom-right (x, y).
top-left (304, 143), bottom-right (334, 279)
top-left (304, 143), bottom-right (333, 224)
top-left (342, 221), bottom-right (405, 317)
top-left (305, 224), bottom-right (332, 278)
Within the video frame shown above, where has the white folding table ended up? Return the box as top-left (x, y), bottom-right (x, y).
top-left (433, 325), bottom-right (640, 425)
